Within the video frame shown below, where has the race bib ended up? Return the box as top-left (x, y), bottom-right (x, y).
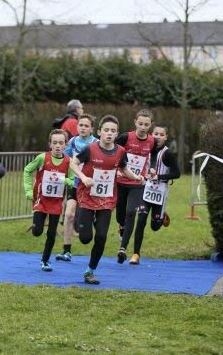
top-left (143, 180), bottom-right (167, 205)
top-left (127, 153), bottom-right (146, 175)
top-left (42, 170), bottom-right (65, 198)
top-left (90, 169), bottom-right (116, 197)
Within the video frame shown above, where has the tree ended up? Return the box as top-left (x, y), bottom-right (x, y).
top-left (0, 0), bottom-right (43, 149)
top-left (0, 1), bottom-right (27, 148)
top-left (200, 112), bottom-right (223, 256)
top-left (137, 0), bottom-right (211, 172)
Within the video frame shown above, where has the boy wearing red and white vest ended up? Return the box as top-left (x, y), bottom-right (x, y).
top-left (71, 115), bottom-right (144, 284)
top-left (24, 129), bottom-right (74, 271)
top-left (116, 109), bottom-right (155, 264)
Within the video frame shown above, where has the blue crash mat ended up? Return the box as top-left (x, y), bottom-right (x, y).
top-left (0, 252), bottom-right (222, 295)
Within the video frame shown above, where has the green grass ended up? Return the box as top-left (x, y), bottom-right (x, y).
top-left (0, 286), bottom-right (223, 354)
top-left (0, 175), bottom-right (213, 259)
top-left (0, 175), bottom-right (222, 355)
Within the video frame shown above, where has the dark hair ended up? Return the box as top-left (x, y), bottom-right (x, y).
top-left (49, 129), bottom-right (68, 143)
top-left (153, 124), bottom-right (168, 134)
top-left (98, 114), bottom-right (119, 130)
top-left (78, 113), bottom-right (96, 127)
top-left (136, 109), bottom-right (153, 120)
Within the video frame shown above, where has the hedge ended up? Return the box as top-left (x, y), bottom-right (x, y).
top-left (0, 52), bottom-right (222, 109)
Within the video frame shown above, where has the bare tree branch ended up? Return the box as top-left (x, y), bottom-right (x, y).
top-left (0, 0), bottom-right (19, 24)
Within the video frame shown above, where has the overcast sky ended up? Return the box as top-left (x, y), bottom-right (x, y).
top-left (0, 0), bottom-right (222, 26)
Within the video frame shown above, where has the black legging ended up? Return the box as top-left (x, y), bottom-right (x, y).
top-left (116, 184), bottom-right (144, 250)
top-left (133, 203), bottom-right (163, 255)
top-left (78, 208), bottom-right (112, 270)
top-left (32, 211), bottom-right (60, 262)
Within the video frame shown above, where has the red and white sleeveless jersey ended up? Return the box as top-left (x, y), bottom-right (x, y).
top-left (33, 152), bottom-right (70, 215)
top-left (117, 131), bottom-right (154, 185)
top-left (77, 142), bottom-right (125, 210)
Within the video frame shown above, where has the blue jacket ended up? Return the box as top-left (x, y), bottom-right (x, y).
top-left (64, 135), bottom-right (97, 187)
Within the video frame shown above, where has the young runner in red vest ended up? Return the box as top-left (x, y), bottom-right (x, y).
top-left (56, 114), bottom-right (97, 262)
top-left (71, 115), bottom-right (144, 284)
top-left (116, 109), bottom-right (155, 264)
top-left (24, 129), bottom-right (74, 271)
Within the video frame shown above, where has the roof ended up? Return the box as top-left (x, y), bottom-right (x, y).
top-left (0, 21), bottom-right (223, 49)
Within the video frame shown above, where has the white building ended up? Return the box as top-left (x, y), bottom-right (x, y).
top-left (0, 21), bottom-right (223, 71)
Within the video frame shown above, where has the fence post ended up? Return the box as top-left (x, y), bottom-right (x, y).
top-left (186, 153), bottom-right (201, 220)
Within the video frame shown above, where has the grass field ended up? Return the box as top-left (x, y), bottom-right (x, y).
top-left (0, 175), bottom-right (223, 355)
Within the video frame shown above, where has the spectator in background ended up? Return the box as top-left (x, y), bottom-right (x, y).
top-left (53, 99), bottom-right (84, 139)
top-left (61, 99), bottom-right (84, 138)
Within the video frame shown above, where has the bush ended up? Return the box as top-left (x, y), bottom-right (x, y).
top-left (0, 52), bottom-right (223, 108)
top-left (200, 115), bottom-right (223, 252)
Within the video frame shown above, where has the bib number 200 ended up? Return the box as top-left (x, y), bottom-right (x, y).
top-left (144, 190), bottom-right (162, 204)
top-left (143, 181), bottom-right (166, 205)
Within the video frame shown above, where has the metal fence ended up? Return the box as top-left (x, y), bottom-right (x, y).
top-left (0, 152), bottom-right (41, 221)
top-left (0, 151), bottom-right (208, 222)
top-left (187, 152), bottom-right (207, 220)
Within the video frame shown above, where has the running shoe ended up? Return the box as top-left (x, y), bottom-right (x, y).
top-left (55, 252), bottom-right (72, 262)
top-left (129, 253), bottom-right (140, 265)
top-left (163, 212), bottom-right (170, 227)
top-left (41, 261), bottom-right (53, 272)
top-left (117, 248), bottom-right (127, 264)
top-left (84, 271), bottom-right (100, 285)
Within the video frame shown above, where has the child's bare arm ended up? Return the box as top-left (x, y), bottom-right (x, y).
top-left (70, 157), bottom-right (94, 187)
top-left (120, 166), bottom-right (144, 183)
